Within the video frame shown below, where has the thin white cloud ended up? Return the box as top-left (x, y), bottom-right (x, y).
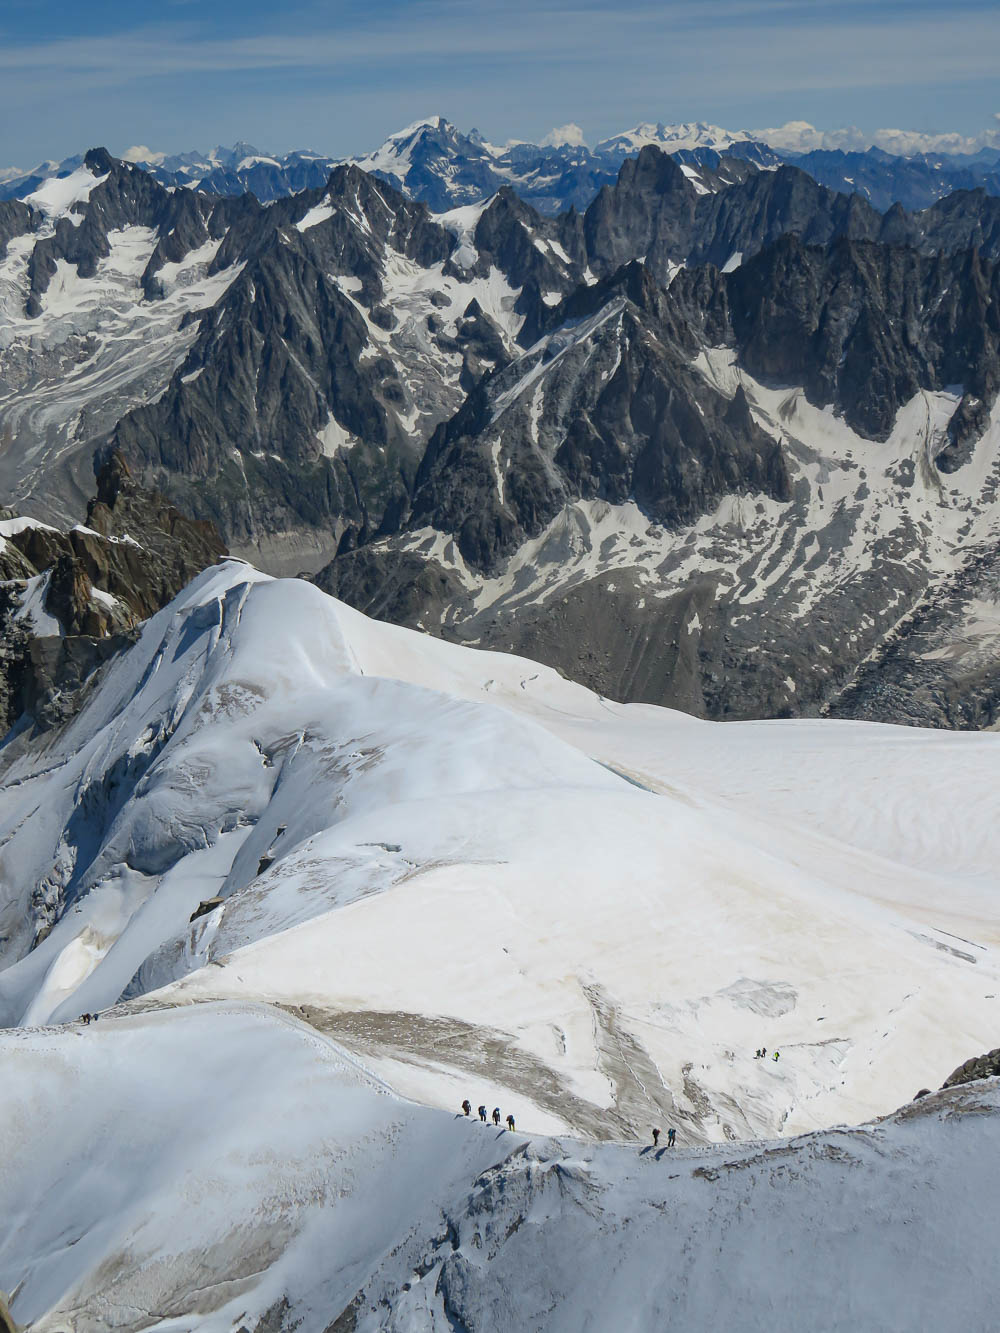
top-left (540, 124), bottom-right (587, 148)
top-left (0, 4), bottom-right (996, 85)
top-left (754, 120), bottom-right (1000, 155)
top-left (0, 2), bottom-right (997, 164)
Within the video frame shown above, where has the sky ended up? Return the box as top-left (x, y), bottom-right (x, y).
top-left (0, 0), bottom-right (998, 166)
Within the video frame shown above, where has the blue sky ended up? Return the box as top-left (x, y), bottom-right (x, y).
top-left (1, 0), bottom-right (998, 164)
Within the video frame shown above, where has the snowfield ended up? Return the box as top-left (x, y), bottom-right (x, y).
top-left (1, 1003), bottom-right (999, 1332)
top-left (1, 562), bottom-right (999, 1329)
top-left (0, 561), bottom-right (997, 1137)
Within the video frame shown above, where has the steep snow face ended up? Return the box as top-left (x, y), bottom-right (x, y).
top-left (0, 563), bottom-right (998, 1147)
top-left (1, 1003), bottom-right (999, 1332)
top-left (0, 1004), bottom-right (526, 1331)
top-left (22, 165), bottom-right (108, 220)
top-left (352, 116), bottom-right (449, 179)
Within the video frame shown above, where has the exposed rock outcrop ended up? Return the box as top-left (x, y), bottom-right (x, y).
top-left (943, 1048), bottom-right (1000, 1089)
top-left (0, 453), bottom-right (227, 735)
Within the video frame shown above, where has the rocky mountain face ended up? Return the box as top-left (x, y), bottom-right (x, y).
top-left (0, 452), bottom-right (225, 735)
top-left (943, 1049), bottom-right (1000, 1089)
top-left (402, 262), bottom-right (791, 572)
top-left (314, 168), bottom-right (1000, 723)
top-left (5, 140), bottom-right (1000, 723)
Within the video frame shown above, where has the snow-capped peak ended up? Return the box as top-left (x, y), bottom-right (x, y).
top-left (387, 115), bottom-right (449, 143)
top-left (351, 116), bottom-right (458, 179)
top-left (23, 164), bottom-right (107, 218)
top-left (597, 121), bottom-right (754, 155)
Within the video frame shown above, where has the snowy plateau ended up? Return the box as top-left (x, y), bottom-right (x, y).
top-left (1, 561), bottom-right (999, 1330)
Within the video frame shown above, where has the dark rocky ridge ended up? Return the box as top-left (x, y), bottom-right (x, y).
top-left (314, 217), bottom-right (1000, 723)
top-left (575, 149), bottom-right (1000, 287)
top-left (670, 233), bottom-right (1000, 445)
top-left (110, 167), bottom-right (468, 563)
top-left (323, 230), bottom-right (1000, 557)
top-left (403, 262), bottom-right (790, 574)
top-left (0, 453), bottom-right (226, 736)
top-left (943, 1049), bottom-right (1000, 1089)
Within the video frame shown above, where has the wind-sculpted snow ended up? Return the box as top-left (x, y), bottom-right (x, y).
top-left (0, 561), bottom-right (998, 1154)
top-left (1, 1003), bottom-right (999, 1331)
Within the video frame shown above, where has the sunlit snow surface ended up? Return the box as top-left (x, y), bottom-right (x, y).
top-left (0, 562), bottom-right (997, 1135)
top-left (1, 564), bottom-right (999, 1328)
top-left (3, 1003), bottom-right (999, 1332)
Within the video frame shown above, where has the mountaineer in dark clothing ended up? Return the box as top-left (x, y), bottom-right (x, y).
top-left (478, 1105), bottom-right (487, 1122)
top-left (506, 1114), bottom-right (516, 1131)
top-left (492, 1107), bottom-right (501, 1126)
top-left (462, 1099), bottom-right (471, 1116)
top-left (667, 1127), bottom-right (676, 1147)
top-left (652, 1127), bottom-right (660, 1147)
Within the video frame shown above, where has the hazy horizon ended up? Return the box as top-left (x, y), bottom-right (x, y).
top-left (1, 0), bottom-right (997, 167)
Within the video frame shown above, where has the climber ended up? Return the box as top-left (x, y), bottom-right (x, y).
top-left (652, 1127), bottom-right (660, 1147)
top-left (667, 1127), bottom-right (676, 1147)
top-left (492, 1107), bottom-right (501, 1126)
top-left (462, 1099), bottom-right (472, 1116)
top-left (478, 1105), bottom-right (487, 1122)
top-left (506, 1113), bottom-right (516, 1131)
top-left (773, 1051), bottom-right (780, 1062)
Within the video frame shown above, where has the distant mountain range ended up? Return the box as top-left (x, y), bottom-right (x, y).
top-left (4, 139), bottom-right (1000, 728)
top-left (3, 116), bottom-right (1000, 215)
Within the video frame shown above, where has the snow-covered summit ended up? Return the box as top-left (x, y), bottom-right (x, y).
top-left (22, 162), bottom-right (107, 219)
top-left (596, 120), bottom-right (755, 155)
top-left (5, 114), bottom-right (998, 220)
top-left (0, 561), bottom-right (997, 1149)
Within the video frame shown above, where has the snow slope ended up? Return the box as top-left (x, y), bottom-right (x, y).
top-left (1, 1002), bottom-right (999, 1332)
top-left (0, 561), bottom-right (997, 1150)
